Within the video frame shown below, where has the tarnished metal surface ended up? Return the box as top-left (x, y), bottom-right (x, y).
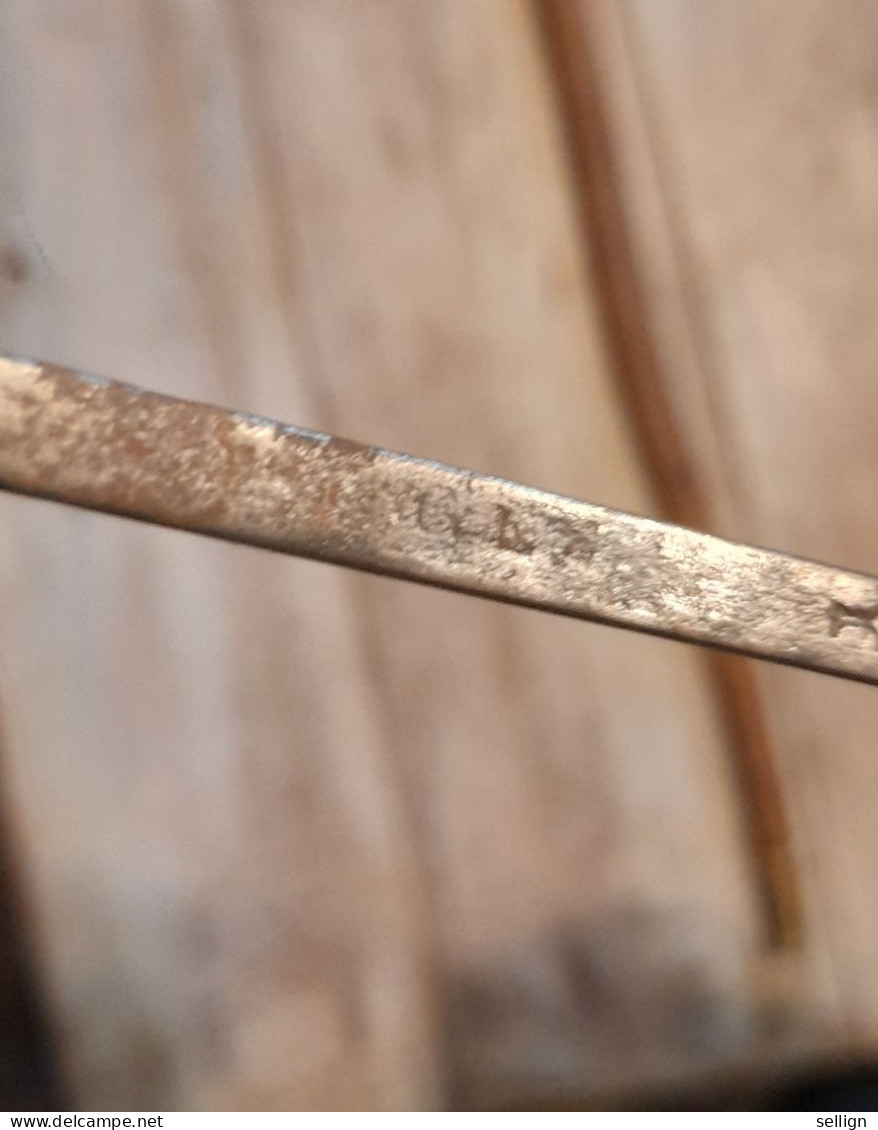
top-left (3, 353), bottom-right (878, 685)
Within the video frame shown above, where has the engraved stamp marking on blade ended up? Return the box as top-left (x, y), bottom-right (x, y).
top-left (828, 599), bottom-right (878, 646)
top-left (400, 485), bottom-right (596, 564)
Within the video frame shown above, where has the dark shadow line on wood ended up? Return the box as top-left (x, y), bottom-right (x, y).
top-left (534, 0), bottom-right (801, 953)
top-left (0, 727), bottom-right (71, 1110)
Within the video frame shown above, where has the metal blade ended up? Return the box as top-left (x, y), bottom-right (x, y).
top-left (2, 353), bottom-right (877, 685)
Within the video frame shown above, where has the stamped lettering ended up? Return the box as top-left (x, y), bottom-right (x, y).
top-left (392, 483), bottom-right (595, 566)
top-left (828, 598), bottom-right (878, 647)
top-left (544, 513), bottom-right (597, 567)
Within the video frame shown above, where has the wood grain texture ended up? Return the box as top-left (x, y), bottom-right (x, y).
top-left (570, 0), bottom-right (878, 1052)
top-left (0, 0), bottom-right (760, 1109)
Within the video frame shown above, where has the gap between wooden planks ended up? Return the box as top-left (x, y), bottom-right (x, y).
top-left (543, 0), bottom-right (878, 1058)
top-left (537, 0), bottom-right (801, 955)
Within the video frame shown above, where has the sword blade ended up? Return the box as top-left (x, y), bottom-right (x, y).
top-left (2, 353), bottom-right (876, 685)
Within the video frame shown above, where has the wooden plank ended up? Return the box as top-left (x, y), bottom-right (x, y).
top-left (0, 0), bottom-right (435, 1110)
top-left (0, 0), bottom-right (757, 1108)
top-left (563, 0), bottom-right (878, 1051)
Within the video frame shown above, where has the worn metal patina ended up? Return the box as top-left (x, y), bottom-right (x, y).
top-left (2, 353), bottom-right (878, 685)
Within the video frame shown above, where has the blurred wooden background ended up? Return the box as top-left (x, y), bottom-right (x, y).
top-left (0, 0), bottom-right (877, 1111)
